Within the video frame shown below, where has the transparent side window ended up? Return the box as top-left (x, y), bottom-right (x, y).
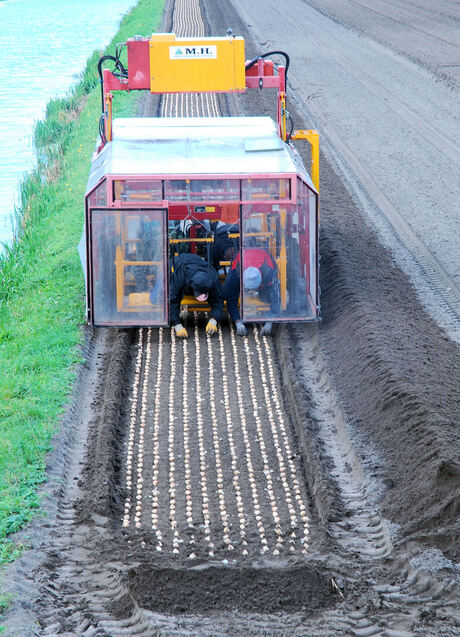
top-left (90, 209), bottom-right (167, 326)
top-left (241, 196), bottom-right (317, 322)
top-left (164, 179), bottom-right (240, 201)
top-left (114, 180), bottom-right (162, 202)
top-left (241, 178), bottom-right (291, 201)
top-left (87, 180), bottom-right (107, 207)
top-left (308, 190), bottom-right (317, 305)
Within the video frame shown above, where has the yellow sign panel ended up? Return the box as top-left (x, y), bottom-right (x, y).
top-left (149, 33), bottom-right (246, 93)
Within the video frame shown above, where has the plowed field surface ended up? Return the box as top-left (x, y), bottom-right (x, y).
top-left (3, 1), bottom-right (460, 636)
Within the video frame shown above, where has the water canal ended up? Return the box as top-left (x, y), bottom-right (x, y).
top-left (0, 0), bottom-right (135, 248)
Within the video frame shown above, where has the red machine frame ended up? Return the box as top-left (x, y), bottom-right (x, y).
top-left (84, 34), bottom-right (320, 327)
top-left (101, 40), bottom-right (288, 143)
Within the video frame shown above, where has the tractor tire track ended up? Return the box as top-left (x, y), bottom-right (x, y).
top-left (231, 0), bottom-right (460, 333)
top-left (2, 1), bottom-right (460, 636)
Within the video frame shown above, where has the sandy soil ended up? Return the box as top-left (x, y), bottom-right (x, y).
top-left (230, 0), bottom-right (460, 340)
top-left (2, 0), bottom-right (460, 635)
top-left (302, 0), bottom-right (460, 89)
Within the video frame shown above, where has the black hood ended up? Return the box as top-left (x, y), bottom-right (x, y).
top-left (174, 253), bottom-right (218, 292)
top-left (191, 269), bottom-right (215, 295)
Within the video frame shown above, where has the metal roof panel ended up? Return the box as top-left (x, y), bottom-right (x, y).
top-left (86, 116), bottom-right (316, 193)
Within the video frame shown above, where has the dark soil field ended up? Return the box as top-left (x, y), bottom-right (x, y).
top-left (3, 0), bottom-right (459, 635)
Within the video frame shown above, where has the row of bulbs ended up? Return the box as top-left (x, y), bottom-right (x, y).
top-left (122, 319), bottom-right (310, 558)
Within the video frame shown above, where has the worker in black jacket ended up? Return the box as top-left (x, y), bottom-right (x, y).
top-left (169, 254), bottom-right (223, 338)
top-left (210, 223), bottom-right (239, 271)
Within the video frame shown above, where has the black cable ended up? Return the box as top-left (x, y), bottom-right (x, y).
top-left (97, 53), bottom-right (128, 112)
top-left (246, 50), bottom-right (294, 140)
top-left (245, 50), bottom-right (290, 85)
top-left (286, 111), bottom-right (295, 143)
top-left (99, 114), bottom-right (108, 146)
top-left (113, 44), bottom-right (129, 82)
top-left (98, 55), bottom-right (117, 112)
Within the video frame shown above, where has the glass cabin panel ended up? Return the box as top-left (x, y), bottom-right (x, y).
top-left (87, 179), bottom-right (107, 207)
top-left (164, 179), bottom-right (240, 201)
top-left (114, 179), bottom-right (162, 203)
top-left (308, 189), bottom-right (318, 306)
top-left (241, 195), bottom-right (317, 322)
top-left (90, 208), bottom-right (168, 326)
top-left (241, 178), bottom-right (290, 201)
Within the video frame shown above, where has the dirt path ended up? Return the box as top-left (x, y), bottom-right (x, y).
top-left (300, 0), bottom-right (460, 89)
top-left (2, 0), bottom-right (460, 635)
top-left (230, 0), bottom-right (460, 340)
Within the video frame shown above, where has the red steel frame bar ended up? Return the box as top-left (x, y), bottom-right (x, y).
top-left (101, 39), bottom-right (287, 144)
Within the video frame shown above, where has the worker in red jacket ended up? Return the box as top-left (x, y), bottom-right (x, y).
top-left (222, 248), bottom-right (279, 335)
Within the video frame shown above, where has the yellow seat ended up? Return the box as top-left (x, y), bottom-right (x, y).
top-left (128, 292), bottom-right (152, 307)
top-left (181, 294), bottom-right (211, 312)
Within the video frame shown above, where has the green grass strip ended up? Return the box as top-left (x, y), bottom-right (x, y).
top-left (0, 0), bottom-right (165, 572)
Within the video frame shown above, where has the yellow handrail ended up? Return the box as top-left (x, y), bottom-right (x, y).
top-left (169, 237), bottom-right (214, 244)
top-left (290, 129), bottom-right (319, 193)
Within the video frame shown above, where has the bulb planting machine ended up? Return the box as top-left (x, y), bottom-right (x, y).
top-left (81, 32), bottom-right (320, 327)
